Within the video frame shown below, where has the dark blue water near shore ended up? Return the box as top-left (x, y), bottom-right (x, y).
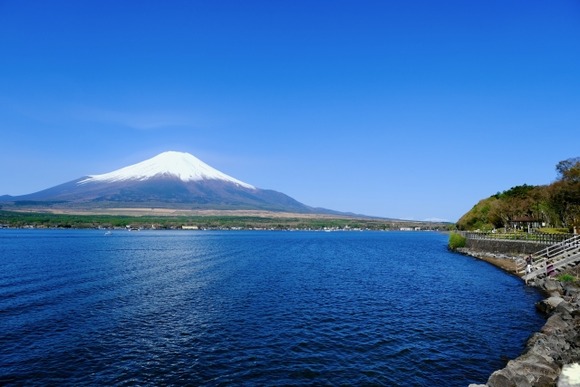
top-left (0, 230), bottom-right (545, 386)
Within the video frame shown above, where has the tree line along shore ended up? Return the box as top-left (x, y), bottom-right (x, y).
top-left (0, 210), bottom-right (450, 232)
top-left (457, 157), bottom-right (579, 234)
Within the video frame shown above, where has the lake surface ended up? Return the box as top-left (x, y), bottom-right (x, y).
top-left (0, 230), bottom-right (545, 386)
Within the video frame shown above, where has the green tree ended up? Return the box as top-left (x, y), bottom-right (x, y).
top-left (556, 157), bottom-right (580, 183)
top-left (550, 157), bottom-right (580, 231)
top-left (456, 158), bottom-right (580, 232)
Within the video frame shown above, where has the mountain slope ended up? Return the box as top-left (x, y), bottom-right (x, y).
top-left (0, 151), bottom-right (333, 214)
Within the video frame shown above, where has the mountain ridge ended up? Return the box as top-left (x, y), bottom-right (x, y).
top-left (0, 151), bottom-right (346, 216)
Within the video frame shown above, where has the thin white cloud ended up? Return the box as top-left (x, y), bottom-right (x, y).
top-left (73, 107), bottom-right (203, 130)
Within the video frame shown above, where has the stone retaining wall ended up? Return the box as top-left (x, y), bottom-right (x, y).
top-left (465, 238), bottom-right (546, 255)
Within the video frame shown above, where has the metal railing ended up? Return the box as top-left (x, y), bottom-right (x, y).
top-left (519, 235), bottom-right (580, 282)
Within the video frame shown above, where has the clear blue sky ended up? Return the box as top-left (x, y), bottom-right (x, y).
top-left (1, 1), bottom-right (579, 221)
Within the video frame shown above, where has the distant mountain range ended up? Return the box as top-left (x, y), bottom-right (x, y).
top-left (0, 151), bottom-right (345, 215)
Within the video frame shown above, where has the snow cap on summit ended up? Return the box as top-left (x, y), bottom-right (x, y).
top-left (79, 151), bottom-right (255, 189)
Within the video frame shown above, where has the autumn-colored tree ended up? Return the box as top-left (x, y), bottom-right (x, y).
top-left (550, 157), bottom-right (580, 231)
top-left (457, 157), bottom-right (579, 232)
top-left (556, 157), bottom-right (580, 182)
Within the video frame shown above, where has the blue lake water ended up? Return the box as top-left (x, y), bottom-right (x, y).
top-left (0, 230), bottom-right (545, 386)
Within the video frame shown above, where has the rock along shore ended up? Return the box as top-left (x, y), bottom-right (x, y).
top-left (457, 248), bottom-right (580, 387)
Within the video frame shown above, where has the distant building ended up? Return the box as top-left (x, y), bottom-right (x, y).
top-left (509, 216), bottom-right (541, 232)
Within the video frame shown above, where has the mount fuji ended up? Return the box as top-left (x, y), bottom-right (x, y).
top-left (0, 151), bottom-right (334, 214)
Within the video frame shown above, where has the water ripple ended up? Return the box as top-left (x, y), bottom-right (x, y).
top-left (0, 230), bottom-right (545, 386)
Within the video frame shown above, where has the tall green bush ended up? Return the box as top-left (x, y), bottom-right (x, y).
top-left (448, 232), bottom-right (466, 250)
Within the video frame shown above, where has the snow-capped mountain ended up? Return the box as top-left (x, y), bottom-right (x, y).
top-left (0, 151), bottom-right (331, 214)
top-left (79, 151), bottom-right (255, 189)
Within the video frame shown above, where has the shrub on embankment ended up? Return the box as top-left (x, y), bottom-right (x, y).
top-left (448, 232), bottom-right (466, 250)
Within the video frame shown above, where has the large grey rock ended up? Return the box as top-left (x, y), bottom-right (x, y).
top-left (537, 297), bottom-right (565, 314)
top-left (487, 355), bottom-right (560, 387)
top-left (554, 301), bottom-right (575, 320)
top-left (563, 283), bottom-right (580, 298)
top-left (544, 279), bottom-right (563, 294)
top-left (483, 311), bottom-right (580, 386)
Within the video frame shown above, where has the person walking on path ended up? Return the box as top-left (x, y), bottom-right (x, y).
top-left (546, 260), bottom-right (555, 277)
top-left (524, 255), bottom-right (534, 285)
top-left (525, 255), bottom-right (533, 274)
